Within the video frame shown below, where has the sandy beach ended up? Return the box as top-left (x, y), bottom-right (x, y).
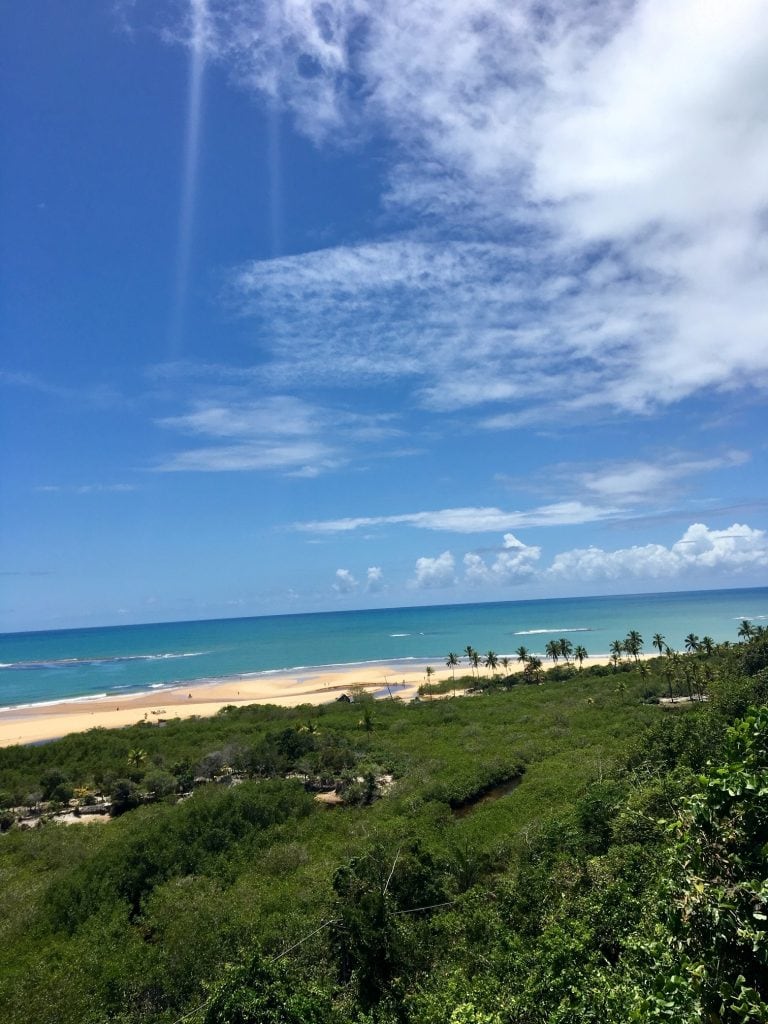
top-left (0, 654), bottom-right (646, 747)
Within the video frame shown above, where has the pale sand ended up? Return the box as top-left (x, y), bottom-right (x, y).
top-left (0, 653), bottom-right (650, 748)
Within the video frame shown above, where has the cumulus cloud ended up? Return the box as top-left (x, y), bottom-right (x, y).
top-left (333, 568), bottom-right (358, 593)
top-left (366, 566), bottom-right (384, 592)
top-left (548, 522), bottom-right (768, 581)
top-left (411, 551), bottom-right (455, 589)
top-left (463, 532), bottom-right (541, 586)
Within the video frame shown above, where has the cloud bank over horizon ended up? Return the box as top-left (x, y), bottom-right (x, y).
top-left (332, 521), bottom-right (768, 597)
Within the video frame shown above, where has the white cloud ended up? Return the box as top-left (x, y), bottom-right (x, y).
top-left (548, 522), bottom-right (768, 581)
top-left (155, 394), bottom-right (402, 474)
top-left (366, 566), bottom-right (384, 592)
top-left (463, 534), bottom-right (541, 586)
top-left (575, 451), bottom-right (749, 504)
top-left (35, 483), bottom-right (138, 494)
top-left (294, 501), bottom-right (619, 534)
top-left (411, 550), bottom-right (455, 588)
top-left (333, 568), bottom-right (358, 593)
top-left (185, 0), bottom-right (768, 423)
top-left (158, 395), bottom-right (321, 439)
top-left (156, 440), bottom-right (339, 474)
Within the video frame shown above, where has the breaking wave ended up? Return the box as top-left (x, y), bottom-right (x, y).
top-left (0, 651), bottom-right (207, 671)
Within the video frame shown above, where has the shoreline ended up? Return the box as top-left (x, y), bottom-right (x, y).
top-left (0, 653), bottom-right (654, 747)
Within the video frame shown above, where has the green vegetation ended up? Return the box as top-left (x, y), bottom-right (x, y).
top-left (1, 628), bottom-right (767, 1023)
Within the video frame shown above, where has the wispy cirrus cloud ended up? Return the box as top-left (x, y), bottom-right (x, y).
top-left (1, 370), bottom-right (129, 410)
top-left (35, 483), bottom-right (138, 494)
top-left (578, 453), bottom-right (749, 503)
top-left (294, 500), bottom-right (620, 535)
top-left (178, 0), bottom-right (768, 427)
top-left (155, 393), bottom-right (403, 475)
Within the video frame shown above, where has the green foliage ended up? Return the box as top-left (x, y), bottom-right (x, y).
top-left (204, 952), bottom-right (337, 1024)
top-left (630, 707), bottom-right (768, 1022)
top-left (330, 840), bottom-right (447, 1010)
top-left (48, 780), bottom-right (315, 927)
top-left (1, 642), bottom-right (763, 1024)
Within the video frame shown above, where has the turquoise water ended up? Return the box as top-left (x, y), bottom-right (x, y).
top-left (1, 587), bottom-right (766, 709)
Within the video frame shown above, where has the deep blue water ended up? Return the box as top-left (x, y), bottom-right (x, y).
top-left (1, 587), bottom-right (766, 709)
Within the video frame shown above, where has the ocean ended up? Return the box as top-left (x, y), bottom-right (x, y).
top-left (1, 586), bottom-right (766, 710)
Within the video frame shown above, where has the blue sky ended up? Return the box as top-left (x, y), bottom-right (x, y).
top-left (2, 0), bottom-right (767, 632)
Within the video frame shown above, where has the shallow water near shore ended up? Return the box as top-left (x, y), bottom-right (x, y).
top-left (1, 586), bottom-right (765, 710)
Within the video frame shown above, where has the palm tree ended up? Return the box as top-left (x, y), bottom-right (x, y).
top-left (484, 651), bottom-right (498, 678)
top-left (127, 748), bottom-right (147, 771)
top-left (700, 636), bottom-right (715, 657)
top-left (516, 645), bottom-right (530, 665)
top-left (524, 656), bottom-right (543, 684)
top-left (609, 639), bottom-right (624, 669)
top-left (544, 640), bottom-right (560, 664)
top-left (446, 652), bottom-right (458, 680)
top-left (574, 644), bottom-right (587, 670)
top-left (652, 632), bottom-right (666, 657)
top-left (684, 633), bottom-right (700, 654)
top-left (471, 650), bottom-right (481, 678)
top-left (737, 620), bottom-right (755, 641)
top-left (424, 665), bottom-right (434, 700)
top-left (501, 656), bottom-right (510, 674)
top-left (558, 638), bottom-right (574, 663)
top-left (464, 645), bottom-right (477, 678)
top-left (625, 630), bottom-right (643, 662)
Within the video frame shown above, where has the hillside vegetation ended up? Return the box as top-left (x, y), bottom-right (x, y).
top-left (1, 633), bottom-right (767, 1023)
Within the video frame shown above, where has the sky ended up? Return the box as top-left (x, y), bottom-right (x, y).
top-left (1, 0), bottom-right (767, 633)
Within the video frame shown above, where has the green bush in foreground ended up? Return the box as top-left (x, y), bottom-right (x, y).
top-left (1, 638), bottom-right (766, 1024)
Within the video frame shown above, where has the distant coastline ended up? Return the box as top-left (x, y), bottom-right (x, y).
top-left (0, 652), bottom-right (655, 747)
top-left (1, 585), bottom-right (765, 717)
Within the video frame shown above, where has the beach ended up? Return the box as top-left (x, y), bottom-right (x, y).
top-left (0, 662), bottom-right (436, 747)
top-left (0, 654), bottom-right (639, 747)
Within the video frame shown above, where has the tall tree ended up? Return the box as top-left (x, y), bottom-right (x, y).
top-left (471, 650), bottom-right (480, 678)
top-left (574, 644), bottom-right (587, 670)
top-left (609, 639), bottom-right (624, 670)
top-left (464, 645), bottom-right (476, 677)
top-left (127, 748), bottom-right (147, 771)
top-left (738, 619), bottom-right (755, 641)
top-left (652, 632), bottom-right (666, 656)
top-left (684, 633), bottom-right (700, 654)
top-left (446, 652), bottom-right (458, 680)
top-left (558, 637), bottom-right (574, 663)
top-left (625, 630), bottom-right (643, 662)
top-left (516, 645), bottom-right (530, 665)
top-left (700, 636), bottom-right (715, 656)
top-left (544, 640), bottom-right (560, 664)
top-left (484, 651), bottom-right (498, 678)
top-left (524, 655), bottom-right (543, 684)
